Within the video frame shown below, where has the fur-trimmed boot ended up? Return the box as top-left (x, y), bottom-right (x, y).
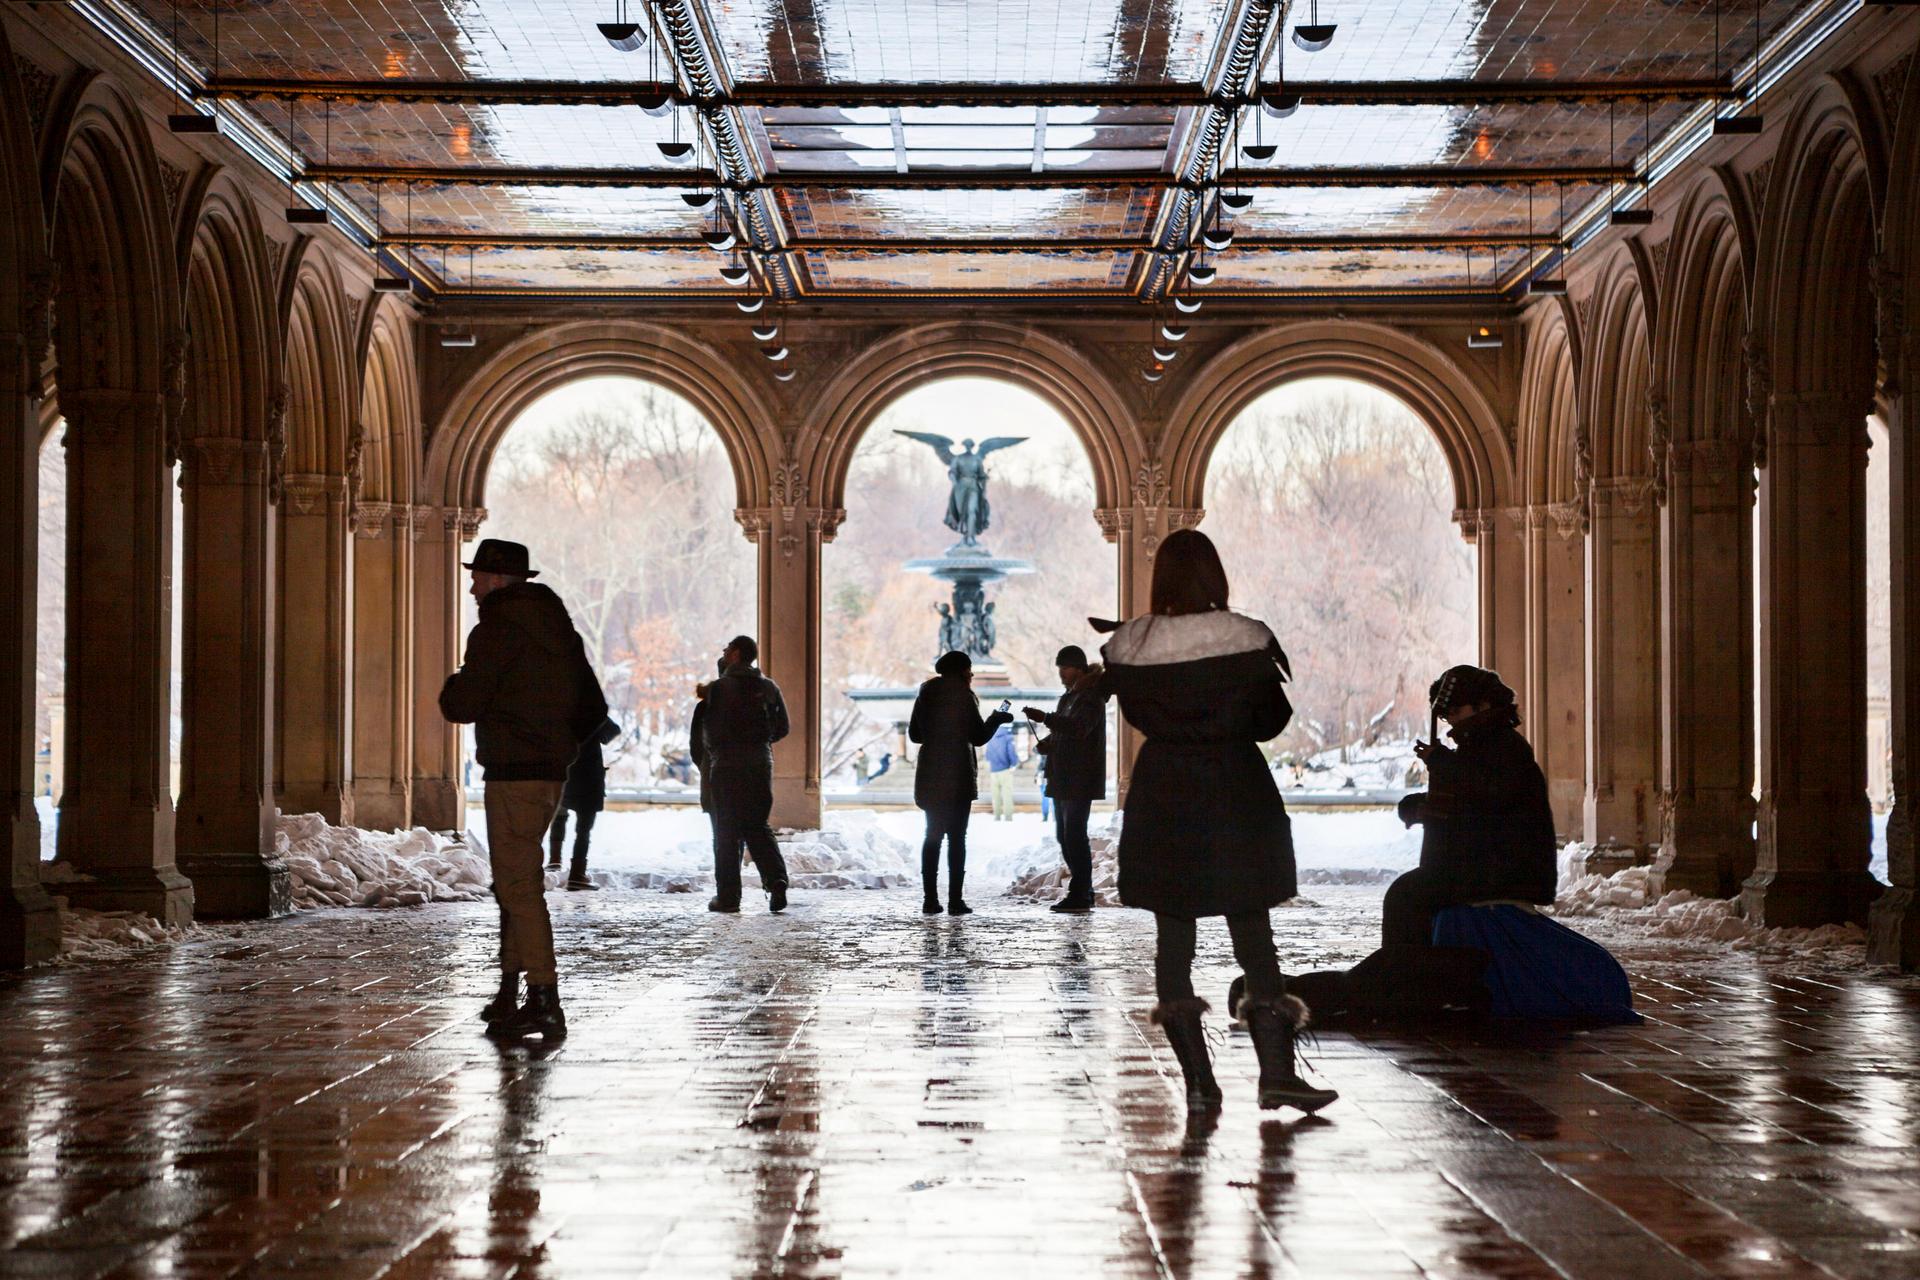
top-left (1151, 997), bottom-right (1223, 1110)
top-left (1244, 995), bottom-right (1338, 1113)
top-left (480, 971), bottom-right (519, 1026)
top-left (566, 854), bottom-right (598, 891)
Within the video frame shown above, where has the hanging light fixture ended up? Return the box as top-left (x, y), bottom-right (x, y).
top-left (659, 102), bottom-right (692, 159)
top-left (1202, 227), bottom-right (1234, 251)
top-left (1467, 325), bottom-right (1504, 350)
top-left (370, 182), bottom-right (411, 291)
top-left (1160, 324), bottom-right (1189, 342)
top-left (1525, 185), bottom-right (1567, 295)
top-left (286, 98), bottom-right (328, 223)
top-left (751, 324), bottom-right (779, 341)
top-left (1711, 0), bottom-right (1765, 135)
top-left (1152, 347), bottom-right (1179, 363)
top-left (1187, 263), bottom-right (1217, 285)
top-left (719, 264), bottom-right (751, 286)
top-left (1174, 296), bottom-right (1204, 314)
top-left (1293, 0), bottom-right (1336, 52)
top-left (1608, 99), bottom-right (1656, 226)
top-left (439, 330), bottom-right (478, 349)
top-left (598, 0), bottom-right (645, 51)
top-left (738, 297), bottom-right (765, 313)
top-left (764, 345), bottom-right (790, 362)
top-left (702, 228), bottom-right (737, 251)
top-left (775, 370), bottom-right (797, 383)
top-left (167, 1), bottom-right (219, 132)
top-left (1260, 16), bottom-right (1300, 119)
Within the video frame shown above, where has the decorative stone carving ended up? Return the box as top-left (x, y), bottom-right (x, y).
top-left (1132, 458), bottom-right (1171, 509)
top-left (1648, 239), bottom-right (1669, 290)
top-left (281, 474), bottom-right (336, 517)
top-left (344, 421), bottom-right (365, 500)
top-left (163, 327), bottom-right (190, 464)
top-left (1590, 476), bottom-right (1654, 516)
top-left (1092, 508), bottom-right (1129, 542)
top-left (265, 237), bottom-right (289, 292)
top-left (1875, 51), bottom-right (1914, 128)
top-left (1870, 253), bottom-right (1906, 397)
top-left (22, 259), bottom-right (55, 380)
top-left (1668, 438), bottom-right (1743, 487)
top-left (809, 506), bottom-right (846, 544)
top-left (770, 458), bottom-right (806, 510)
top-left (158, 161), bottom-right (187, 224)
top-left (265, 382), bottom-right (289, 505)
top-left (1645, 386), bottom-right (1672, 506)
top-left (1748, 159), bottom-right (1774, 217)
top-left (734, 508), bottom-right (772, 544)
top-left (12, 54), bottom-right (54, 139)
top-left (180, 437), bottom-right (268, 486)
top-left (1548, 501), bottom-right (1584, 539)
top-left (1743, 334), bottom-right (1772, 472)
top-left (458, 509), bottom-right (485, 541)
top-left (1571, 425), bottom-right (1595, 533)
top-left (352, 500), bottom-right (392, 538)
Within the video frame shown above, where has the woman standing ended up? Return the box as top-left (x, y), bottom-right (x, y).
top-left (908, 649), bottom-right (1014, 915)
top-left (1100, 529), bottom-right (1337, 1113)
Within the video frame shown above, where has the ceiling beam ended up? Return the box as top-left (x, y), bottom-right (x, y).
top-left (200, 76), bottom-right (1737, 109)
top-left (380, 232), bottom-right (1561, 252)
top-left (310, 164), bottom-right (1631, 189)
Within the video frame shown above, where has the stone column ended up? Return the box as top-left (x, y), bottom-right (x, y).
top-left (1747, 392), bottom-right (1879, 925)
top-left (277, 473), bottom-right (354, 823)
top-left (174, 436), bottom-right (289, 918)
top-left (1524, 503), bottom-right (1587, 837)
top-left (0, 321), bottom-right (58, 965)
top-left (1583, 479), bottom-right (1660, 861)
top-left (350, 501), bottom-right (413, 830)
top-left (1658, 438), bottom-right (1755, 897)
top-left (52, 389), bottom-right (193, 923)
top-left (410, 506), bottom-right (470, 832)
top-left (1101, 484), bottom-right (1203, 799)
top-left (743, 495), bottom-right (841, 831)
top-left (1465, 508), bottom-right (1528, 688)
top-left (1872, 389), bottom-right (1919, 963)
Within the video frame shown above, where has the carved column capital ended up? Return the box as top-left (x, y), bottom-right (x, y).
top-left (178, 436), bottom-right (270, 486)
top-left (1590, 475), bottom-right (1656, 516)
top-left (1547, 501), bottom-right (1585, 539)
top-left (1667, 438), bottom-right (1745, 488)
top-left (1870, 252), bottom-right (1907, 397)
top-left (1769, 390), bottom-right (1872, 450)
top-left (1743, 333), bottom-right (1772, 471)
top-left (1132, 457), bottom-right (1172, 509)
top-left (456, 508), bottom-right (485, 541)
top-left (1645, 386), bottom-right (1673, 506)
top-left (1093, 507), bottom-right (1132, 543)
top-left (351, 500), bottom-right (392, 538)
top-left (60, 388), bottom-right (165, 444)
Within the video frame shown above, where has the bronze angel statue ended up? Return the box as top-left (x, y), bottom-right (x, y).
top-left (893, 431), bottom-right (1027, 546)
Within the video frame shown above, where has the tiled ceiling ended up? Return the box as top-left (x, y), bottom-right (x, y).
top-left (126, 0), bottom-right (1818, 299)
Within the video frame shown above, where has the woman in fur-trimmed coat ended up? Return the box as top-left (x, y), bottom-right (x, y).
top-left (1099, 529), bottom-right (1337, 1115)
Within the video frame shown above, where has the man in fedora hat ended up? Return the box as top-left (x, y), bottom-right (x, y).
top-left (441, 538), bottom-right (607, 1041)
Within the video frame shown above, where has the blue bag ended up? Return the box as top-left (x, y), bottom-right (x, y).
top-left (1432, 904), bottom-right (1640, 1023)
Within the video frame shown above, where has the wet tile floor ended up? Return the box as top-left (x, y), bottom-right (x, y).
top-left (3, 887), bottom-right (1918, 1279)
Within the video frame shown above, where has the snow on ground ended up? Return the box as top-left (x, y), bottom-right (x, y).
top-left (277, 813), bottom-right (492, 908)
top-left (55, 906), bottom-right (199, 962)
top-left (1285, 738), bottom-right (1423, 792)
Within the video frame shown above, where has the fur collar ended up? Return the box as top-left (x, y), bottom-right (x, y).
top-left (1068, 663), bottom-right (1104, 693)
top-left (1101, 610), bottom-right (1281, 669)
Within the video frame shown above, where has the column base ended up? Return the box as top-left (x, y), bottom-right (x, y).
top-left (54, 863), bottom-right (196, 927)
top-left (411, 778), bottom-right (465, 833)
top-left (276, 786), bottom-right (353, 827)
top-left (178, 851), bottom-right (293, 920)
top-left (771, 774), bottom-right (820, 832)
top-left (1868, 886), bottom-right (1920, 969)
top-left (1738, 868), bottom-right (1882, 928)
top-left (1658, 791), bottom-right (1757, 899)
top-left (350, 783), bottom-right (410, 833)
top-left (0, 880), bottom-right (61, 968)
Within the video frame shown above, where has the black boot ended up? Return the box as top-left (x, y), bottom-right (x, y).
top-left (490, 982), bottom-right (567, 1041)
top-left (566, 856), bottom-right (597, 891)
top-left (1151, 998), bottom-right (1222, 1110)
top-left (1244, 995), bottom-right (1337, 1113)
top-left (922, 894), bottom-right (943, 915)
top-left (948, 864), bottom-right (970, 916)
top-left (546, 833), bottom-right (562, 869)
top-left (709, 896), bottom-right (740, 913)
top-left (480, 971), bottom-right (519, 1026)
top-left (768, 882), bottom-right (787, 913)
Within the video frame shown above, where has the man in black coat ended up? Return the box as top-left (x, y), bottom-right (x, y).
top-left (1387, 665), bottom-right (1558, 946)
top-left (908, 649), bottom-right (1014, 915)
top-left (548, 716), bottom-right (619, 890)
top-left (1025, 644), bottom-right (1107, 913)
top-left (701, 635), bottom-right (792, 914)
top-left (440, 538), bottom-right (606, 1041)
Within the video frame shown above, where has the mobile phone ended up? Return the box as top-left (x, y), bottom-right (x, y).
top-left (997, 699), bottom-right (1012, 714)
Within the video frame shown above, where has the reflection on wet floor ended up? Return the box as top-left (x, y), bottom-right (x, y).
top-left (1, 888), bottom-right (1916, 1278)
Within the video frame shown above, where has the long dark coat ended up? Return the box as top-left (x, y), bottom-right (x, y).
top-left (1101, 611), bottom-right (1296, 917)
top-left (561, 718), bottom-right (620, 812)
top-left (907, 675), bottom-right (1013, 810)
top-left (1397, 710), bottom-right (1557, 904)
top-left (701, 664), bottom-right (790, 821)
top-left (1039, 663), bottom-right (1108, 801)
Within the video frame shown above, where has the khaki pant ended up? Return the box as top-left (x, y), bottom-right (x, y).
top-left (990, 769), bottom-right (1015, 820)
top-left (485, 779), bottom-right (564, 985)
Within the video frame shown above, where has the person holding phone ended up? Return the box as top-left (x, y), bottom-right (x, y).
top-left (907, 650), bottom-right (1014, 915)
top-left (1024, 644), bottom-right (1107, 913)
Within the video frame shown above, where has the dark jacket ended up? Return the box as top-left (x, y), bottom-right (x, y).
top-left (562, 717), bottom-right (620, 812)
top-left (1101, 611), bottom-right (1296, 917)
top-left (1397, 710), bottom-right (1557, 905)
top-left (700, 663), bottom-right (789, 818)
top-left (688, 697), bottom-right (712, 813)
top-left (439, 582), bottom-right (606, 782)
top-left (1038, 663), bottom-right (1107, 801)
top-left (907, 675), bottom-right (1013, 810)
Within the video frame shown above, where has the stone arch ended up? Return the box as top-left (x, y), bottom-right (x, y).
top-left (1582, 251), bottom-right (1653, 480)
top-left (427, 319), bottom-right (770, 512)
top-left (1518, 304), bottom-right (1582, 508)
top-left (281, 243), bottom-right (355, 478)
top-left (180, 173), bottom-right (273, 442)
top-left (1661, 174), bottom-right (1752, 448)
top-left (1160, 320), bottom-right (1510, 515)
top-left (805, 322), bottom-right (1136, 516)
top-left (358, 296), bottom-right (420, 505)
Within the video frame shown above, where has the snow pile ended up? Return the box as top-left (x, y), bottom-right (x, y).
top-left (1555, 849), bottom-right (1867, 954)
top-left (57, 906), bottom-right (198, 962)
top-left (574, 808), bottom-right (923, 892)
top-left (1004, 813), bottom-right (1124, 905)
top-left (1280, 738), bottom-right (1422, 793)
top-left (277, 813), bottom-right (491, 909)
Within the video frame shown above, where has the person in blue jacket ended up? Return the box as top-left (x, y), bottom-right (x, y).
top-left (984, 723), bottom-right (1020, 821)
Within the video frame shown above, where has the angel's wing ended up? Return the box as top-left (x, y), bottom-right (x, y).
top-left (974, 436), bottom-right (1028, 458)
top-left (893, 429), bottom-right (956, 465)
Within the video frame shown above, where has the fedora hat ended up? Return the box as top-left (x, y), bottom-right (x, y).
top-left (462, 538), bottom-right (540, 578)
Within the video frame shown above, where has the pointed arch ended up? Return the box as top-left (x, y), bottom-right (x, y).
top-left (1582, 250), bottom-right (1653, 480)
top-left (1518, 303), bottom-right (1582, 508)
top-left (1661, 173), bottom-right (1752, 449)
top-left (281, 242), bottom-right (355, 478)
top-left (358, 295), bottom-right (420, 505)
top-left (180, 172), bottom-right (274, 443)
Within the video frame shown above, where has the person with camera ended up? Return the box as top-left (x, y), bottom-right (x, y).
top-left (1024, 644), bottom-right (1106, 913)
top-left (908, 649), bottom-right (1014, 915)
top-left (701, 635), bottom-right (792, 914)
top-left (440, 538), bottom-right (607, 1042)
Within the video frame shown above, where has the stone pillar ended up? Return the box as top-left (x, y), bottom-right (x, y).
top-left (1872, 387), bottom-right (1920, 963)
top-left (174, 437), bottom-right (289, 918)
top-left (1465, 508), bottom-right (1527, 688)
top-left (0, 322), bottom-right (58, 965)
top-left (277, 473), bottom-right (354, 823)
top-left (1100, 486), bottom-right (1203, 799)
top-left (1658, 439), bottom-right (1755, 897)
top-left (1747, 392), bottom-right (1879, 925)
top-left (52, 389), bottom-right (193, 923)
top-left (410, 506), bottom-right (470, 832)
top-left (1524, 503), bottom-right (1587, 838)
top-left (1583, 479), bottom-right (1660, 859)
top-left (350, 500), bottom-right (413, 830)
top-left (743, 497), bottom-right (841, 831)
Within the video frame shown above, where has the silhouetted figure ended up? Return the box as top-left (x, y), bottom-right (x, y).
top-left (1100, 529), bottom-right (1336, 1114)
top-left (908, 649), bottom-right (1013, 915)
top-left (702, 635), bottom-right (791, 914)
top-left (548, 716), bottom-right (618, 890)
top-left (1025, 644), bottom-right (1106, 912)
top-left (441, 538), bottom-right (607, 1042)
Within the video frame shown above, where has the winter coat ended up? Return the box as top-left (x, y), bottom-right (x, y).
top-left (688, 697), bottom-right (712, 813)
top-left (562, 718), bottom-right (620, 812)
top-left (700, 664), bottom-right (790, 817)
top-left (907, 675), bottom-right (1013, 810)
top-left (439, 582), bottom-right (607, 782)
top-left (1100, 611), bottom-right (1296, 917)
top-left (984, 726), bottom-right (1019, 773)
top-left (1038, 663), bottom-right (1107, 801)
top-left (1396, 710), bottom-right (1557, 905)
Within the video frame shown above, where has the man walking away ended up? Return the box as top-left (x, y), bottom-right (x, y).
top-left (441, 538), bottom-right (607, 1042)
top-left (985, 723), bottom-right (1019, 821)
top-left (702, 635), bottom-right (792, 914)
top-left (548, 716), bottom-right (619, 890)
top-left (1025, 645), bottom-right (1107, 913)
